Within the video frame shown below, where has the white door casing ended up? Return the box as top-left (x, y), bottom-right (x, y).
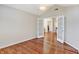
top-left (57, 16), bottom-right (64, 43)
top-left (37, 18), bottom-right (44, 38)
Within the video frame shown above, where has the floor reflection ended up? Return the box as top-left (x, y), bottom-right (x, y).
top-left (43, 32), bottom-right (78, 54)
top-left (0, 32), bottom-right (78, 54)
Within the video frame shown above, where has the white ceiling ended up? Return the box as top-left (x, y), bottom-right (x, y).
top-left (4, 4), bottom-right (78, 16)
top-left (5, 4), bottom-right (53, 16)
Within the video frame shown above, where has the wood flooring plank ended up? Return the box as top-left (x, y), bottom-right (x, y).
top-left (0, 32), bottom-right (78, 54)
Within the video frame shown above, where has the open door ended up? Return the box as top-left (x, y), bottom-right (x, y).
top-left (57, 16), bottom-right (64, 43)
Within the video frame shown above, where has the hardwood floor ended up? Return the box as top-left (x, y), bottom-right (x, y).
top-left (0, 38), bottom-right (43, 54)
top-left (0, 32), bottom-right (78, 54)
top-left (44, 32), bottom-right (78, 54)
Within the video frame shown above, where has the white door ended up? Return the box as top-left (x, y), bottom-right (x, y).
top-left (57, 16), bottom-right (64, 43)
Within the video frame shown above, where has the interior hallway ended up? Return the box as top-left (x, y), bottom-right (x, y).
top-left (0, 32), bottom-right (78, 54)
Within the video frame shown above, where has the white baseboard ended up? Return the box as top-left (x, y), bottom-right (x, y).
top-left (0, 37), bottom-right (36, 49)
top-left (57, 38), bottom-right (64, 43)
top-left (65, 41), bottom-right (79, 51)
top-left (37, 35), bottom-right (44, 38)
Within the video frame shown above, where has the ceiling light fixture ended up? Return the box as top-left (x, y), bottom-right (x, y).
top-left (40, 6), bottom-right (47, 11)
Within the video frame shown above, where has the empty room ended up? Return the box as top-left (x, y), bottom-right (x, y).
top-left (0, 4), bottom-right (79, 54)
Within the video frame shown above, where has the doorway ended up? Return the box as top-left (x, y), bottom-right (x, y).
top-left (43, 16), bottom-right (65, 53)
top-left (37, 16), bottom-right (65, 53)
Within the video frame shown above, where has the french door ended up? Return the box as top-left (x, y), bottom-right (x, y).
top-left (57, 16), bottom-right (64, 43)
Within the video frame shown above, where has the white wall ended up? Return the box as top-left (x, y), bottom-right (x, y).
top-left (0, 5), bottom-right (37, 48)
top-left (37, 18), bottom-right (44, 38)
top-left (40, 5), bottom-right (79, 50)
top-left (64, 6), bottom-right (79, 50)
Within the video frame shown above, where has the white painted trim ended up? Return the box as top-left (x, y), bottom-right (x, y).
top-left (57, 38), bottom-right (64, 43)
top-left (65, 41), bottom-right (79, 51)
top-left (37, 35), bottom-right (44, 38)
top-left (0, 37), bottom-right (36, 49)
